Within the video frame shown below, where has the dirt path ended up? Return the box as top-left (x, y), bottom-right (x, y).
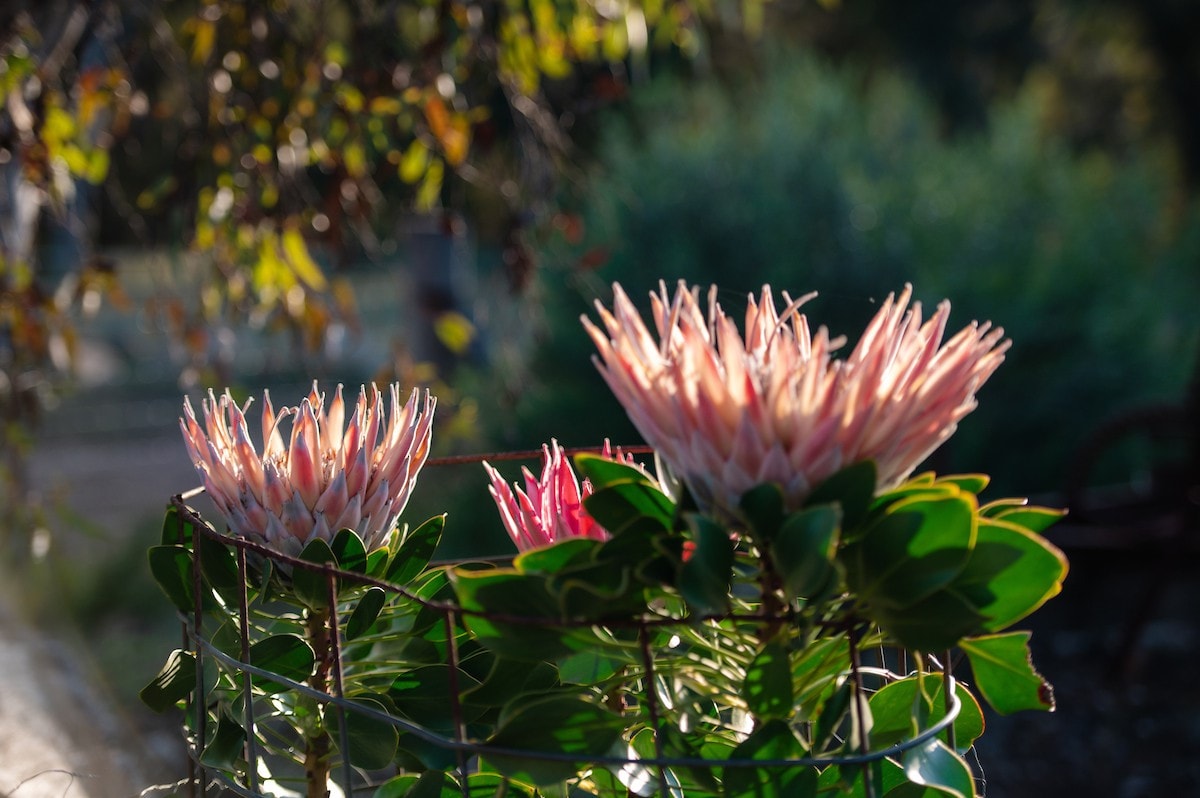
top-left (0, 598), bottom-right (152, 798)
top-left (0, 432), bottom-right (197, 797)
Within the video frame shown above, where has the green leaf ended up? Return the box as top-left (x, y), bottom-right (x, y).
top-left (451, 569), bottom-right (587, 660)
top-left (771, 504), bottom-right (839, 601)
top-left (742, 640), bottom-right (794, 720)
top-left (983, 505), bottom-right (1066, 535)
top-left (935, 474), bottom-right (990, 494)
top-left (547, 558), bottom-right (647, 620)
top-left (461, 656), bottom-right (560, 707)
top-left (388, 515), bottom-right (446, 585)
top-left (390, 664), bottom-right (482, 734)
top-left (803, 460), bottom-right (877, 530)
top-left (292, 537), bottom-right (339, 609)
top-left (463, 772), bottom-right (535, 797)
top-left (723, 719), bottom-right (816, 798)
top-left (574, 453), bottom-right (658, 491)
top-left (851, 493), bottom-right (977, 610)
top-left (373, 774), bottom-right (422, 798)
top-left (197, 532), bottom-right (240, 600)
top-left (484, 694), bottom-right (625, 786)
top-left (346, 586), bottom-right (388, 640)
top-left (678, 515), bottom-right (734, 616)
top-left (515, 538), bottom-right (599, 574)
top-left (959, 632), bottom-right (1055, 714)
top-left (792, 635), bottom-right (850, 717)
top-left (869, 589), bottom-right (986, 652)
top-left (327, 694), bottom-right (399, 771)
top-left (902, 738), bottom-right (975, 798)
top-left (366, 547), bottom-right (391, 578)
top-left (199, 710), bottom-right (245, 771)
top-left (739, 483), bottom-right (786, 543)
top-left (330, 528), bottom-right (368, 574)
top-left (816, 758), bottom-right (907, 798)
top-left (660, 725), bottom-right (723, 793)
top-left (161, 504), bottom-right (208, 546)
top-left (950, 518), bottom-right (1068, 632)
top-left (374, 770), bottom-right (447, 798)
top-left (148, 545), bottom-right (199, 613)
top-left (584, 480), bottom-right (676, 537)
top-left (249, 634), bottom-right (315, 694)
top-left (868, 674), bottom-right (985, 754)
top-left (813, 680), bottom-right (853, 753)
top-left (556, 649), bottom-right (626, 685)
top-left (140, 649), bottom-right (196, 712)
top-left (376, 771), bottom-right (535, 798)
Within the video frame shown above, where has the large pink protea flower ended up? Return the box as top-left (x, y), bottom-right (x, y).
top-left (484, 440), bottom-right (635, 551)
top-left (180, 382), bottom-right (436, 555)
top-left (582, 281), bottom-right (1010, 515)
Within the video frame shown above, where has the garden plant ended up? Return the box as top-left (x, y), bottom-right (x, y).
top-left (144, 279), bottom-right (1067, 798)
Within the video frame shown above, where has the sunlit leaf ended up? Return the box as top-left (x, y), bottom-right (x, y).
top-left (959, 632), bottom-right (1055, 715)
top-left (950, 518), bottom-right (1068, 632)
top-left (281, 227), bottom-right (328, 290)
top-left (723, 720), bottom-right (815, 798)
top-left (416, 157), bottom-right (444, 211)
top-left (742, 640), bottom-right (794, 720)
top-left (140, 649), bottom-right (196, 712)
top-left (983, 504), bottom-right (1067, 534)
top-left (868, 673), bottom-right (985, 754)
top-left (850, 492), bottom-right (977, 610)
top-left (400, 138), bottom-right (430, 184)
top-left (902, 738), bottom-right (975, 798)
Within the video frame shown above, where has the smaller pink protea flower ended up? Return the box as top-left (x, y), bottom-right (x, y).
top-left (180, 382), bottom-right (435, 555)
top-left (582, 281), bottom-right (1009, 515)
top-left (484, 440), bottom-right (636, 552)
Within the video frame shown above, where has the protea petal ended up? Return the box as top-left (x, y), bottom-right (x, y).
top-left (180, 383), bottom-right (436, 554)
top-left (484, 440), bottom-right (651, 552)
top-left (584, 280), bottom-right (1009, 515)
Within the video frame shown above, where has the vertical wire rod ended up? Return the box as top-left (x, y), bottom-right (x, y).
top-left (177, 503), bottom-right (198, 798)
top-left (326, 572), bottom-right (354, 798)
top-left (192, 518), bottom-right (208, 798)
top-left (236, 547), bottom-right (260, 795)
top-left (443, 610), bottom-right (471, 798)
top-left (637, 624), bottom-right (670, 798)
top-left (849, 626), bottom-right (876, 798)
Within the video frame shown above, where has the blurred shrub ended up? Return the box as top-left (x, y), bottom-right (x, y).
top-left (511, 54), bottom-right (1200, 497)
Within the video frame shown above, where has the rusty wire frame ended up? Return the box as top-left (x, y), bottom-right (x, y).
top-left (168, 447), bottom-right (963, 798)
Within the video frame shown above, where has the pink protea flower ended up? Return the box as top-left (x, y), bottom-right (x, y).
top-left (484, 440), bottom-right (636, 551)
top-left (582, 281), bottom-right (1010, 515)
top-left (180, 382), bottom-right (436, 555)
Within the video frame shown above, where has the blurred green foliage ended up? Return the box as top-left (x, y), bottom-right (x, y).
top-left (510, 54), bottom-right (1200, 497)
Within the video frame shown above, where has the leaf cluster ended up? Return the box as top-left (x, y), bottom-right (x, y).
top-left (142, 452), bottom-right (1066, 797)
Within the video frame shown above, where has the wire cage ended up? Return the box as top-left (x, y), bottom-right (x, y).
top-left (164, 478), bottom-right (966, 798)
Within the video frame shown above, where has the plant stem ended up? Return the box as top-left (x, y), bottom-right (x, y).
top-left (305, 606), bottom-right (332, 798)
